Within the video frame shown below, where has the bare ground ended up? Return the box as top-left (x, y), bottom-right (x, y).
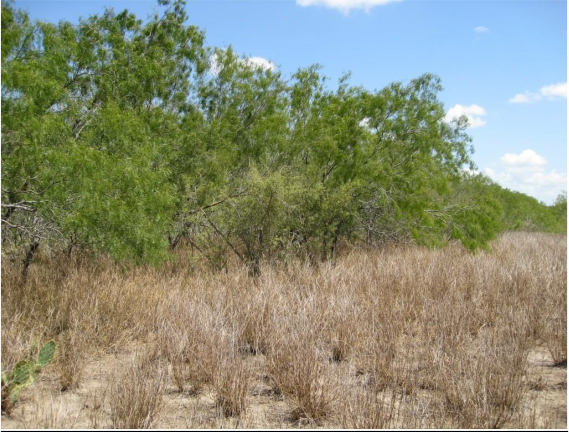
top-left (1, 345), bottom-right (565, 429)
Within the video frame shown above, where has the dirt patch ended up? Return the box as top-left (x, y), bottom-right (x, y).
top-left (1, 345), bottom-right (566, 429)
top-left (523, 347), bottom-right (567, 428)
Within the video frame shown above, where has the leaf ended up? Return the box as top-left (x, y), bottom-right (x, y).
top-left (9, 385), bottom-right (25, 403)
top-left (38, 340), bottom-right (56, 368)
top-left (11, 361), bottom-right (32, 386)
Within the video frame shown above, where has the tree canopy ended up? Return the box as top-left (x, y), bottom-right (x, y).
top-left (2, 0), bottom-right (566, 275)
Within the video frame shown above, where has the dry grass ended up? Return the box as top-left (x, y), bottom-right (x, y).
top-left (213, 353), bottom-right (252, 418)
top-left (1, 232), bottom-right (566, 428)
top-left (55, 330), bottom-right (86, 391)
top-left (109, 354), bottom-right (166, 429)
top-left (17, 394), bottom-right (83, 429)
top-left (155, 299), bottom-right (220, 395)
top-left (339, 386), bottom-right (405, 429)
top-left (266, 325), bottom-right (338, 422)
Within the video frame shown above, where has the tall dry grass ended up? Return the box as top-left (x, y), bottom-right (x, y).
top-left (1, 232), bottom-right (566, 428)
top-left (109, 353), bottom-right (166, 429)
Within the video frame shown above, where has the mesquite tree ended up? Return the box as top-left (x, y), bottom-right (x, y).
top-left (2, 0), bottom-right (564, 276)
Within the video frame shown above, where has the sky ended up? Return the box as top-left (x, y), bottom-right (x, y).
top-left (14, 0), bottom-right (568, 203)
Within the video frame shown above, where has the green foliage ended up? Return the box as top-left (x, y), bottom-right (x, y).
top-left (1, 0), bottom-right (202, 264)
top-left (488, 184), bottom-right (567, 234)
top-left (2, 0), bottom-right (565, 274)
top-left (1, 341), bottom-right (56, 412)
top-left (444, 173), bottom-right (503, 251)
top-left (550, 191), bottom-right (567, 233)
top-left (37, 340), bottom-right (57, 367)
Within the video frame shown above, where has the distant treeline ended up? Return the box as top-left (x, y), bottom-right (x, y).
top-left (1, 0), bottom-right (566, 275)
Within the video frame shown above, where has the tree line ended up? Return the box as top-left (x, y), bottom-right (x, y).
top-left (2, 0), bottom-right (566, 276)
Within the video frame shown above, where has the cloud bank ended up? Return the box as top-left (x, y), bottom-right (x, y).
top-left (509, 82), bottom-right (567, 104)
top-left (484, 149), bottom-right (566, 203)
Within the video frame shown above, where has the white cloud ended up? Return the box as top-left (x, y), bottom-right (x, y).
top-left (525, 170), bottom-right (567, 187)
top-left (462, 167), bottom-right (480, 176)
top-left (445, 104), bottom-right (487, 128)
top-left (484, 149), bottom-right (567, 203)
top-left (209, 52), bottom-right (276, 76)
top-left (509, 82), bottom-right (567, 104)
top-left (359, 117), bottom-right (380, 134)
top-left (509, 93), bottom-right (531, 104)
top-left (296, 0), bottom-right (401, 14)
top-left (245, 56), bottom-right (276, 71)
top-left (474, 26), bottom-right (489, 33)
top-left (540, 82), bottom-right (567, 99)
top-left (501, 149), bottom-right (547, 169)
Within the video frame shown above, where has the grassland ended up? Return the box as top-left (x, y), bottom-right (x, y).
top-left (1, 232), bottom-right (566, 428)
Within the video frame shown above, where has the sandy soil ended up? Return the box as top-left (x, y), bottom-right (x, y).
top-left (1, 346), bottom-right (566, 429)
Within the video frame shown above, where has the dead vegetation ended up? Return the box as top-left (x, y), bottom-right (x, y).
top-left (1, 232), bottom-right (566, 428)
top-left (109, 354), bottom-right (166, 429)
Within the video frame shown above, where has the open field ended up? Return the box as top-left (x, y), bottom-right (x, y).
top-left (1, 232), bottom-right (566, 429)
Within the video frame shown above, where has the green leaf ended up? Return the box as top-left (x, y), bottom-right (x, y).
top-left (37, 341), bottom-right (56, 368)
top-left (11, 361), bottom-right (32, 386)
top-left (9, 385), bottom-right (25, 403)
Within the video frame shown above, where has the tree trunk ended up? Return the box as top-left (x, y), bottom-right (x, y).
top-left (169, 233), bottom-right (183, 250)
top-left (330, 223), bottom-right (342, 259)
top-left (22, 240), bottom-right (40, 280)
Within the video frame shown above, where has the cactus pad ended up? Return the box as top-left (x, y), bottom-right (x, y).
top-left (38, 341), bottom-right (56, 368)
top-left (11, 361), bottom-right (32, 385)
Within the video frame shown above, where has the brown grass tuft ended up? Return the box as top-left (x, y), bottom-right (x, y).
top-left (109, 354), bottom-right (166, 429)
top-left (55, 330), bottom-right (86, 391)
top-left (266, 324), bottom-right (338, 422)
top-left (213, 353), bottom-right (252, 417)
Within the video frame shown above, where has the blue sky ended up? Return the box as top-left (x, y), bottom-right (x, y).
top-left (15, 0), bottom-right (568, 203)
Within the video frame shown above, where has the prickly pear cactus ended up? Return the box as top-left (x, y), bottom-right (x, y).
top-left (38, 341), bottom-right (56, 368)
top-left (1, 340), bottom-right (56, 413)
